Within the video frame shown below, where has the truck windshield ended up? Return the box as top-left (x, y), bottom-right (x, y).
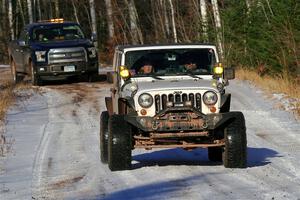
top-left (32, 24), bottom-right (85, 42)
top-left (125, 48), bottom-right (216, 76)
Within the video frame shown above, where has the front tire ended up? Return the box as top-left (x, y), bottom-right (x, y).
top-left (10, 59), bottom-right (23, 84)
top-left (100, 111), bottom-right (109, 163)
top-left (223, 112), bottom-right (247, 168)
top-left (30, 62), bottom-right (42, 86)
top-left (108, 114), bottom-right (132, 171)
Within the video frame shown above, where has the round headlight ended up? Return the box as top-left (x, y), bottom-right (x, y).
top-left (203, 91), bottom-right (218, 105)
top-left (138, 93), bottom-right (153, 108)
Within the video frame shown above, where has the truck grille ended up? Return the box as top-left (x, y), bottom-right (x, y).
top-left (154, 93), bottom-right (202, 113)
top-left (48, 47), bottom-right (87, 64)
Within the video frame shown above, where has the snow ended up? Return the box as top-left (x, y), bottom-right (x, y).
top-left (0, 80), bottom-right (300, 200)
top-left (0, 65), bottom-right (9, 68)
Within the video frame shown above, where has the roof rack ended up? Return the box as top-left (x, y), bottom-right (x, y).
top-left (38, 18), bottom-right (64, 23)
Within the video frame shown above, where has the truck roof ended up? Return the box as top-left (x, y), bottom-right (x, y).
top-left (115, 43), bottom-right (217, 52)
top-left (25, 21), bottom-right (79, 30)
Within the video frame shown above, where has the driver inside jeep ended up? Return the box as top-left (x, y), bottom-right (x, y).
top-left (138, 62), bottom-right (154, 74)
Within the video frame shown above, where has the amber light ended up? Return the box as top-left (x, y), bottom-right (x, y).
top-left (140, 109), bottom-right (147, 115)
top-left (210, 106), bottom-right (217, 113)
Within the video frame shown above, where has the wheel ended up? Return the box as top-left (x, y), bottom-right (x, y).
top-left (208, 147), bottom-right (222, 162)
top-left (30, 62), bottom-right (42, 86)
top-left (108, 114), bottom-right (132, 171)
top-left (10, 59), bottom-right (23, 84)
top-left (100, 111), bottom-right (109, 163)
top-left (223, 112), bottom-right (247, 168)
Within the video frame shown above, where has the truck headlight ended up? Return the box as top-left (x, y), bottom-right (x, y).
top-left (203, 91), bottom-right (218, 105)
top-left (138, 93), bottom-right (153, 108)
top-left (35, 51), bottom-right (46, 62)
top-left (88, 47), bottom-right (97, 58)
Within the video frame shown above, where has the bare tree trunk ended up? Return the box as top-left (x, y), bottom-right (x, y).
top-left (211, 0), bottom-right (224, 60)
top-left (125, 0), bottom-right (143, 44)
top-left (71, 0), bottom-right (80, 24)
top-left (104, 0), bottom-right (114, 40)
top-left (168, 0), bottom-right (177, 43)
top-left (89, 0), bottom-right (98, 47)
top-left (160, 0), bottom-right (170, 38)
top-left (36, 0), bottom-right (41, 21)
top-left (18, 0), bottom-right (26, 26)
top-left (8, 0), bottom-right (14, 40)
top-left (27, 0), bottom-right (33, 23)
top-left (54, 0), bottom-right (59, 18)
top-left (200, 0), bottom-right (208, 42)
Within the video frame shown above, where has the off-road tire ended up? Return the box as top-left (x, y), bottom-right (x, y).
top-left (108, 114), bottom-right (132, 171)
top-left (10, 60), bottom-right (23, 84)
top-left (208, 147), bottom-right (222, 162)
top-left (223, 112), bottom-right (247, 168)
top-left (100, 111), bottom-right (109, 163)
top-left (30, 62), bottom-right (42, 86)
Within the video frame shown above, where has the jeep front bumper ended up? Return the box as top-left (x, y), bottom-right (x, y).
top-left (125, 106), bottom-right (236, 133)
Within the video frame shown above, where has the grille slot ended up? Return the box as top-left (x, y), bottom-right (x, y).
top-left (48, 47), bottom-right (87, 64)
top-left (155, 93), bottom-right (201, 113)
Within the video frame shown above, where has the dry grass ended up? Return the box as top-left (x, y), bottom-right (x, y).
top-left (0, 81), bottom-right (15, 121)
top-left (236, 68), bottom-right (300, 117)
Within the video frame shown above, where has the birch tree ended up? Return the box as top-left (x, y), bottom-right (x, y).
top-left (104, 0), bottom-right (114, 40)
top-left (27, 0), bottom-right (33, 23)
top-left (200, 0), bottom-right (208, 42)
top-left (71, 0), bottom-right (80, 24)
top-left (36, 0), bottom-right (41, 21)
top-left (125, 0), bottom-right (143, 44)
top-left (54, 0), bottom-right (59, 18)
top-left (160, 0), bottom-right (170, 38)
top-left (168, 0), bottom-right (177, 43)
top-left (89, 0), bottom-right (97, 47)
top-left (211, 0), bottom-right (224, 59)
top-left (8, 0), bottom-right (14, 40)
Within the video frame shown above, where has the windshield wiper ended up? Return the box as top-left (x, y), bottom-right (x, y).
top-left (135, 74), bottom-right (164, 80)
top-left (183, 72), bottom-right (202, 79)
top-left (149, 74), bottom-right (164, 80)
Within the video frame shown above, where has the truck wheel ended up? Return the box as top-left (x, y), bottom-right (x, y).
top-left (100, 111), bottom-right (109, 163)
top-left (208, 147), bottom-right (222, 162)
top-left (30, 62), bottom-right (42, 86)
top-left (10, 60), bottom-right (23, 84)
top-left (223, 112), bottom-right (247, 168)
top-left (108, 114), bottom-right (132, 171)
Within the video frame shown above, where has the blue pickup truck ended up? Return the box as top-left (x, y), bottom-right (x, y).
top-left (8, 19), bottom-right (98, 85)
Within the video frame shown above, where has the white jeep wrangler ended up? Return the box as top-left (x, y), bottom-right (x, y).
top-left (100, 44), bottom-right (247, 171)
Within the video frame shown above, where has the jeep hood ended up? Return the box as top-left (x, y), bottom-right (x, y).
top-left (133, 78), bottom-right (218, 94)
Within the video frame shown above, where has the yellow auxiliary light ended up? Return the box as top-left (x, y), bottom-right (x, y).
top-left (119, 66), bottom-right (130, 80)
top-left (213, 63), bottom-right (224, 75)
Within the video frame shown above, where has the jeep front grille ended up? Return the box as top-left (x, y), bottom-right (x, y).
top-left (155, 93), bottom-right (202, 113)
top-left (48, 47), bottom-right (87, 64)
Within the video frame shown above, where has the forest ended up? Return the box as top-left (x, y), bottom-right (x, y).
top-left (0, 0), bottom-right (299, 78)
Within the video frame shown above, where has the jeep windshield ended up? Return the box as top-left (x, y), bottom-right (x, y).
top-left (125, 48), bottom-right (216, 77)
top-left (31, 24), bottom-right (85, 42)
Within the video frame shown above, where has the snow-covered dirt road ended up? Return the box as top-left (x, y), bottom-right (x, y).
top-left (1, 80), bottom-right (299, 200)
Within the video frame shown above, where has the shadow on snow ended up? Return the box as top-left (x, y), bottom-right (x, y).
top-left (131, 146), bottom-right (280, 169)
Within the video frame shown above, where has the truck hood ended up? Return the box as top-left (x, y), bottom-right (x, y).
top-left (31, 39), bottom-right (93, 50)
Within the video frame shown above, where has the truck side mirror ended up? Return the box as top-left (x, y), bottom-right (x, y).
top-left (18, 40), bottom-right (27, 47)
top-left (91, 33), bottom-right (97, 42)
top-left (224, 68), bottom-right (235, 80)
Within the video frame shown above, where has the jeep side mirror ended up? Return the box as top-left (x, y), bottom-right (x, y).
top-left (224, 68), bottom-right (235, 80)
top-left (91, 33), bottom-right (97, 42)
top-left (18, 40), bottom-right (27, 47)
